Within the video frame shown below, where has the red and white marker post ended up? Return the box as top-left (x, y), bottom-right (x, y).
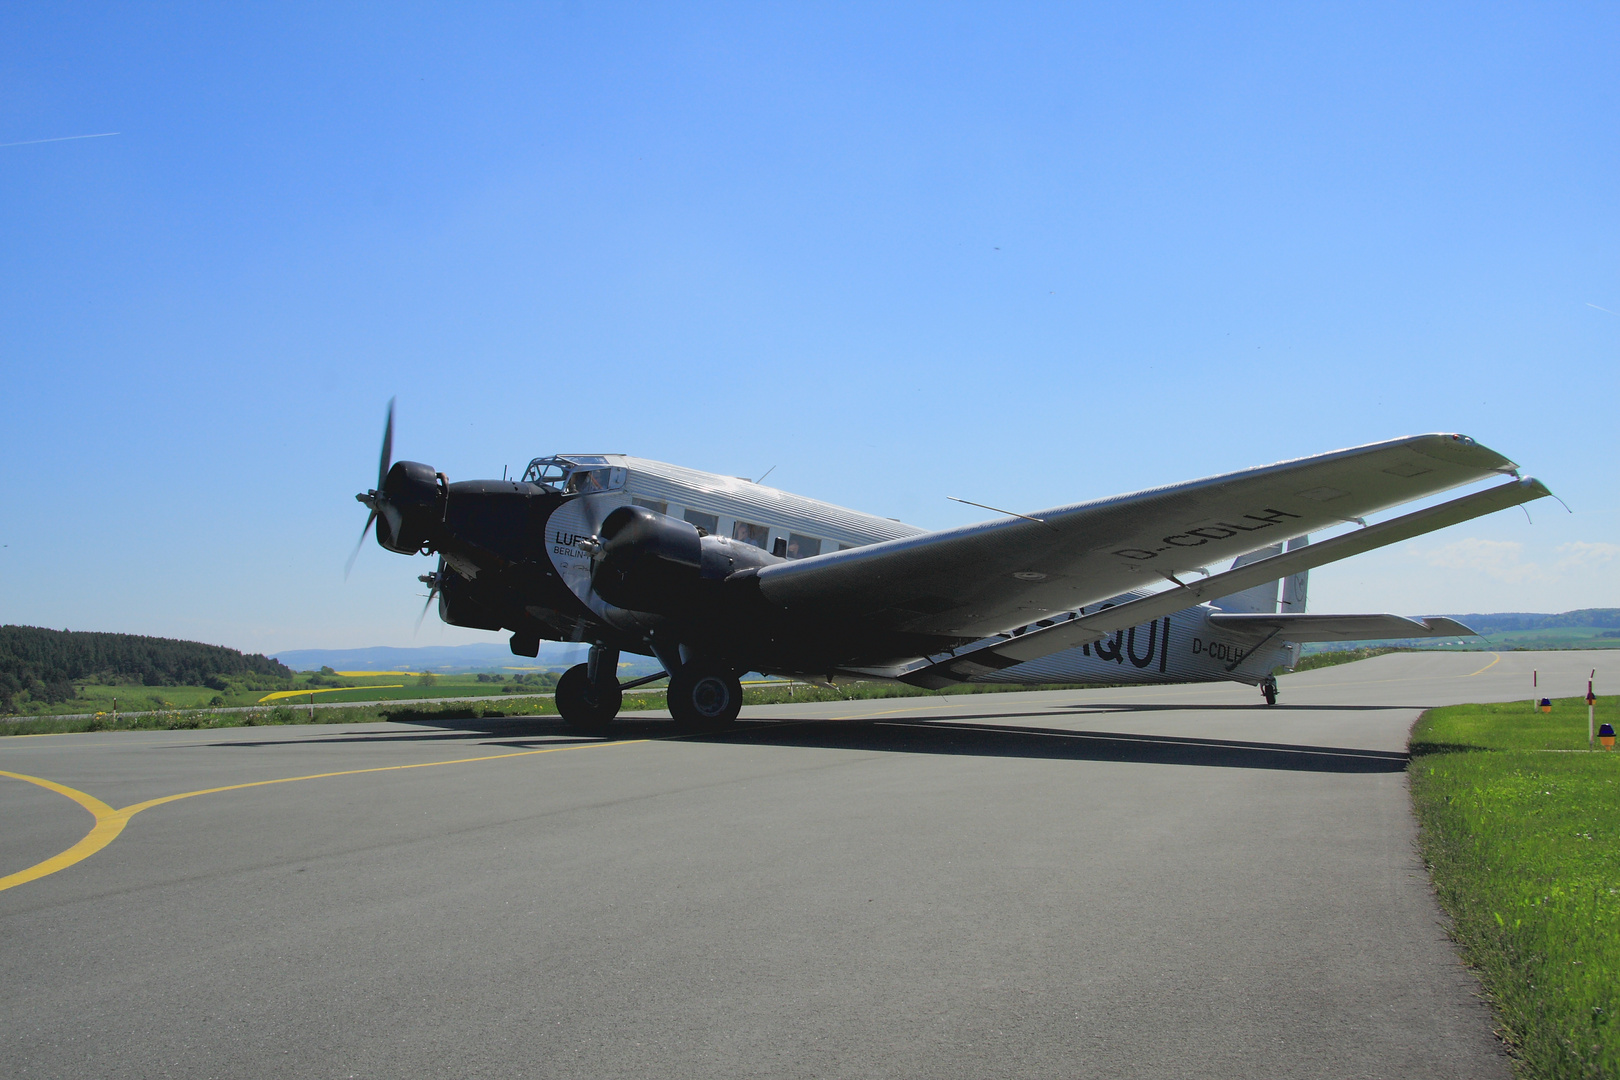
top-left (1588, 671), bottom-right (1597, 750)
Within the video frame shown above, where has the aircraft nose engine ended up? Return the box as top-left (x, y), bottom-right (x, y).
top-left (591, 504), bottom-right (702, 612)
top-left (375, 459), bottom-right (443, 554)
top-left (348, 400), bottom-right (449, 574)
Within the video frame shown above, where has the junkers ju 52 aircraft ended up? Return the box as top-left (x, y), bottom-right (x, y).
top-left (352, 404), bottom-right (1549, 732)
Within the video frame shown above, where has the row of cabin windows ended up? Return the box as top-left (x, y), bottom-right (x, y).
top-left (631, 497), bottom-right (849, 559)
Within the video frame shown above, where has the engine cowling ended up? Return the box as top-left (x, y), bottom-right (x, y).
top-left (591, 505), bottom-right (782, 615)
top-left (376, 460), bottom-right (442, 554)
top-left (591, 505), bottom-right (702, 612)
top-left (437, 569), bottom-right (505, 631)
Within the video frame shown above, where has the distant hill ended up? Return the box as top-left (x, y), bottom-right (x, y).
top-left (1444, 609), bottom-right (1620, 635)
top-left (271, 641), bottom-right (593, 673)
top-left (0, 625), bottom-right (291, 711)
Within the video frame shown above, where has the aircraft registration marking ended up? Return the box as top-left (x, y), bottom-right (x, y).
top-left (1113, 508), bottom-right (1303, 561)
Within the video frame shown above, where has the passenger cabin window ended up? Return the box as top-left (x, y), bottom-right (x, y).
top-left (632, 498), bottom-right (668, 515)
top-left (732, 520), bottom-right (769, 548)
top-left (786, 534), bottom-right (821, 559)
top-left (684, 509), bottom-right (718, 536)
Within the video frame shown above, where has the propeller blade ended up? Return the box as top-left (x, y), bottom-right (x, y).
top-left (414, 586), bottom-right (438, 634)
top-left (378, 396), bottom-right (395, 493)
top-left (344, 508), bottom-right (377, 580)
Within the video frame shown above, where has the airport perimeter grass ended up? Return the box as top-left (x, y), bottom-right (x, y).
top-left (0, 678), bottom-right (1114, 736)
top-left (1410, 695), bottom-right (1620, 1078)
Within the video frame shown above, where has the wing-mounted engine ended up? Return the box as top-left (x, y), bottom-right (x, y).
top-left (591, 504), bottom-right (780, 616)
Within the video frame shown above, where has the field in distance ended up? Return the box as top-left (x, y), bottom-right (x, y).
top-left (24, 669), bottom-right (566, 716)
top-left (1298, 608), bottom-right (1620, 655)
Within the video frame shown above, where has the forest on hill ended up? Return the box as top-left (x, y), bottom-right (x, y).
top-left (1446, 608), bottom-right (1620, 635)
top-left (0, 626), bottom-right (291, 712)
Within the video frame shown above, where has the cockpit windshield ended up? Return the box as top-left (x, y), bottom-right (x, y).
top-left (522, 458), bottom-right (570, 491)
top-left (522, 456), bottom-right (626, 495)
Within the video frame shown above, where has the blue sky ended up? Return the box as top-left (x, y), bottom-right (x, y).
top-left (3, 2), bottom-right (1615, 655)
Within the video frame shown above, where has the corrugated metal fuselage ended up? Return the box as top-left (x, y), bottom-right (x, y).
top-left (433, 455), bottom-right (952, 674)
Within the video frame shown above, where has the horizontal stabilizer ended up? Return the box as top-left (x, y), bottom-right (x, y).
top-left (1205, 613), bottom-right (1477, 643)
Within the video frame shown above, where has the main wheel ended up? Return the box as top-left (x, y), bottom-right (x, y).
top-left (1261, 678), bottom-right (1278, 707)
top-left (555, 663), bottom-right (622, 735)
top-left (667, 663), bottom-right (743, 731)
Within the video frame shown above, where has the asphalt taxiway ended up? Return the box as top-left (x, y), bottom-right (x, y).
top-left (0, 651), bottom-right (1606, 1078)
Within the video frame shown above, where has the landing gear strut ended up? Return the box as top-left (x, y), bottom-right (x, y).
top-left (1261, 676), bottom-right (1278, 707)
top-left (667, 662), bottom-right (743, 731)
top-left (555, 645), bottom-right (623, 735)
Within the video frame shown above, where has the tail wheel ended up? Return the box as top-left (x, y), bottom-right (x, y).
top-left (667, 663), bottom-right (743, 730)
top-left (555, 663), bottom-right (622, 735)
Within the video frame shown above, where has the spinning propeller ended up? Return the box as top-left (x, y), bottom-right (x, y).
top-left (415, 565), bottom-right (443, 633)
top-left (345, 397), bottom-right (396, 578)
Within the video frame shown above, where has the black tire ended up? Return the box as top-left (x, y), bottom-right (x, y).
top-left (667, 663), bottom-right (742, 730)
top-left (555, 663), bottom-right (622, 735)
top-left (1262, 679), bottom-right (1278, 707)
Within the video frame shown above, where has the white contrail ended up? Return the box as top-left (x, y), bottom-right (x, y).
top-left (1588, 302), bottom-right (1620, 317)
top-left (0, 131), bottom-right (120, 148)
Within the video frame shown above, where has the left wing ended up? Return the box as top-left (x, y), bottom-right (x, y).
top-left (882, 475), bottom-right (1543, 684)
top-left (754, 433), bottom-right (1541, 650)
top-left (1206, 613), bottom-right (1477, 642)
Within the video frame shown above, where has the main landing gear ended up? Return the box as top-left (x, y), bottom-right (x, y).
top-left (553, 645), bottom-right (744, 735)
top-left (666, 661), bottom-right (743, 730)
top-left (555, 645), bottom-right (623, 736)
top-left (1260, 675), bottom-right (1278, 707)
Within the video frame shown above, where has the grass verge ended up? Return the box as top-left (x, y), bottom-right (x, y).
top-left (1, 679), bottom-right (1114, 736)
top-left (1293, 645), bottom-right (1410, 671)
top-left (1410, 695), bottom-right (1620, 1077)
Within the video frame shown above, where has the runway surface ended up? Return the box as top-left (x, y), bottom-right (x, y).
top-left (0, 651), bottom-right (1606, 1078)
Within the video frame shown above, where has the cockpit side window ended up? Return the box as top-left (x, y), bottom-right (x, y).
top-left (563, 467), bottom-right (625, 495)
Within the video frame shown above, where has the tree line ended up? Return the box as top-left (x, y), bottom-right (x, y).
top-left (0, 625), bottom-right (292, 712)
top-left (1447, 608), bottom-right (1620, 635)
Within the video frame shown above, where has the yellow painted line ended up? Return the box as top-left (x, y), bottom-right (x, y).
top-left (828, 698), bottom-right (968, 721)
top-left (334, 671), bottom-right (427, 677)
top-left (1464, 653), bottom-right (1502, 677)
top-left (0, 738), bottom-right (647, 894)
top-left (258, 685), bottom-right (404, 703)
top-left (0, 771), bottom-right (127, 892)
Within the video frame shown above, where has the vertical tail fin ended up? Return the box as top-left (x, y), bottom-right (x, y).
top-left (1279, 536), bottom-right (1309, 669)
top-left (1211, 535), bottom-right (1311, 617)
top-left (1280, 535), bottom-right (1309, 612)
top-left (1210, 542), bottom-right (1285, 613)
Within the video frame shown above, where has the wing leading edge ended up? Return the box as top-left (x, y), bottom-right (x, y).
top-left (757, 433), bottom-right (1530, 648)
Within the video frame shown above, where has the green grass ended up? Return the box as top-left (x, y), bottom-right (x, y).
top-left (5, 671), bottom-right (567, 716)
top-left (1409, 695), bottom-right (1620, 1078)
top-left (1479, 628), bottom-right (1620, 651)
top-left (1, 677), bottom-right (1117, 736)
top-left (0, 696), bottom-right (570, 736)
top-left (1291, 646), bottom-right (1409, 671)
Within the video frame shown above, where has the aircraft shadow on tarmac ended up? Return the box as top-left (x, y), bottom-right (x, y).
top-left (218, 711), bottom-right (1411, 774)
top-left (695, 718), bottom-right (1410, 774)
